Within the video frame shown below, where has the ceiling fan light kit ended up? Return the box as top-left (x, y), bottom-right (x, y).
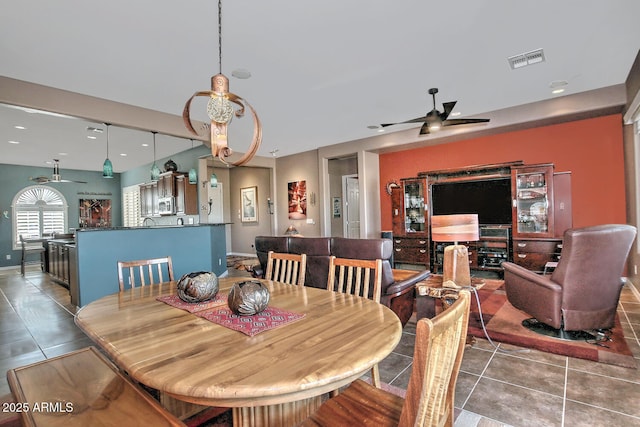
top-left (182, 0), bottom-right (262, 167)
top-left (30, 159), bottom-right (87, 184)
top-left (380, 87), bottom-right (490, 136)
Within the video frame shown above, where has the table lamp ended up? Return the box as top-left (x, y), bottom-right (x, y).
top-left (431, 214), bottom-right (479, 289)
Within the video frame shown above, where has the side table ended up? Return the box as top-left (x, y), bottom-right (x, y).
top-left (415, 275), bottom-right (485, 320)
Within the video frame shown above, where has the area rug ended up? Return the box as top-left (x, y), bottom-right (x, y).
top-left (466, 280), bottom-right (637, 369)
top-left (226, 255), bottom-right (259, 271)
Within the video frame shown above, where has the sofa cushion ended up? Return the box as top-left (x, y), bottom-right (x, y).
top-left (289, 237), bottom-right (332, 288)
top-left (331, 237), bottom-right (395, 292)
top-left (255, 236), bottom-right (290, 276)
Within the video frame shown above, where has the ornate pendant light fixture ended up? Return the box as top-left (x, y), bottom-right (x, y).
top-left (102, 123), bottom-right (113, 178)
top-left (150, 131), bottom-right (160, 182)
top-left (183, 0), bottom-right (262, 167)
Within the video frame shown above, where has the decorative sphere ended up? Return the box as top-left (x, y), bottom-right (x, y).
top-left (164, 159), bottom-right (178, 172)
top-left (177, 271), bottom-right (219, 303)
top-left (228, 280), bottom-right (270, 316)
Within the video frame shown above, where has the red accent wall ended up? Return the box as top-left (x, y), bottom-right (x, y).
top-left (380, 114), bottom-right (627, 231)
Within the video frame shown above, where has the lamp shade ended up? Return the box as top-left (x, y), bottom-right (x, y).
top-left (431, 214), bottom-right (479, 242)
top-left (102, 158), bottom-right (113, 178)
top-left (284, 225), bottom-right (299, 236)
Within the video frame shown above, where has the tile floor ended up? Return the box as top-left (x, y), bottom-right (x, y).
top-left (1, 265), bottom-right (640, 426)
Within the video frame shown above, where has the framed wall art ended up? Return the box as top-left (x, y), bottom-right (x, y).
top-left (333, 197), bottom-right (341, 218)
top-left (288, 180), bottom-right (307, 220)
top-left (241, 186), bottom-right (258, 222)
top-left (79, 199), bottom-right (112, 228)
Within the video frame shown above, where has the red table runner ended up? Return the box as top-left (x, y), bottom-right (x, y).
top-left (196, 306), bottom-right (306, 336)
top-left (156, 293), bottom-right (227, 313)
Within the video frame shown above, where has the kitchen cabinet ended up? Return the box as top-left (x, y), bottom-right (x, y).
top-left (157, 172), bottom-right (176, 199)
top-left (391, 178), bottom-right (429, 267)
top-left (175, 174), bottom-right (198, 215)
top-left (47, 238), bottom-right (74, 288)
top-left (140, 182), bottom-right (158, 217)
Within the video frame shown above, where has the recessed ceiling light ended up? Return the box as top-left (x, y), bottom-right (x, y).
top-left (142, 143), bottom-right (149, 147)
top-left (87, 126), bottom-right (104, 133)
top-left (119, 153), bottom-right (127, 157)
top-left (14, 125), bottom-right (26, 130)
top-left (87, 135), bottom-right (97, 140)
top-left (549, 80), bottom-right (568, 95)
top-left (231, 68), bottom-right (251, 79)
top-left (8, 140), bottom-right (20, 144)
top-left (58, 152), bottom-right (68, 156)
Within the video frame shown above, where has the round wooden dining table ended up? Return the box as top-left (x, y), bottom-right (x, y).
top-left (75, 277), bottom-right (402, 426)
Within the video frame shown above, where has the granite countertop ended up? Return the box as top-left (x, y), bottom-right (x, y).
top-left (76, 223), bottom-right (230, 232)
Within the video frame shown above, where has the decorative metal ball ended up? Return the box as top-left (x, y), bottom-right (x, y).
top-left (176, 271), bottom-right (219, 303)
top-left (228, 280), bottom-right (270, 316)
top-left (164, 159), bottom-right (178, 172)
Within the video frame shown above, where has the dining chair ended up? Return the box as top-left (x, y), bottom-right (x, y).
top-left (327, 256), bottom-right (383, 387)
top-left (300, 290), bottom-right (471, 427)
top-left (117, 256), bottom-right (174, 291)
top-left (19, 235), bottom-right (46, 276)
top-left (264, 251), bottom-right (307, 285)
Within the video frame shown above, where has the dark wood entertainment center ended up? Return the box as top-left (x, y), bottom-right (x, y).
top-left (390, 161), bottom-right (572, 274)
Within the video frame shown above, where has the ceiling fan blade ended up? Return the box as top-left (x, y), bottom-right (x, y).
top-left (442, 118), bottom-right (490, 127)
top-left (441, 101), bottom-right (457, 120)
top-left (380, 116), bottom-right (428, 127)
top-left (30, 176), bottom-right (50, 184)
top-left (57, 179), bottom-right (88, 184)
top-left (419, 123), bottom-right (431, 135)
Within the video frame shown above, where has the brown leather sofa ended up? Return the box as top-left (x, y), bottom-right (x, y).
top-left (503, 224), bottom-right (637, 335)
top-left (254, 236), bottom-right (430, 327)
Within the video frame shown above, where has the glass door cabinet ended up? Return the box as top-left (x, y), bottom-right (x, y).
top-left (511, 164), bottom-right (555, 238)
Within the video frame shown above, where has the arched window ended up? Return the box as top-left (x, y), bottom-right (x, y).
top-left (11, 186), bottom-right (68, 249)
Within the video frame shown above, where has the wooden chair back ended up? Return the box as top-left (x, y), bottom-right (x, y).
top-left (399, 289), bottom-right (471, 426)
top-left (327, 256), bottom-right (382, 302)
top-left (117, 256), bottom-right (174, 291)
top-left (327, 256), bottom-right (383, 387)
top-left (265, 251), bottom-right (307, 286)
top-left (300, 290), bottom-right (471, 427)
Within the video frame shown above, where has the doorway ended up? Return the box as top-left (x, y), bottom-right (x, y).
top-left (342, 174), bottom-right (360, 238)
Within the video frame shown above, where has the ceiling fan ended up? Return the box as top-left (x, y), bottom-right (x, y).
top-left (380, 88), bottom-right (490, 135)
top-left (29, 159), bottom-right (87, 184)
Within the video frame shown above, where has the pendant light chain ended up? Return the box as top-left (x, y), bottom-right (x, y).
top-left (105, 123), bottom-right (110, 157)
top-left (218, 0), bottom-right (223, 75)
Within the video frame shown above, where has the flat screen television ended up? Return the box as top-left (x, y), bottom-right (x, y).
top-left (431, 178), bottom-right (512, 225)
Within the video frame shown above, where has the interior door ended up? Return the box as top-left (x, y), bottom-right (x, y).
top-left (207, 183), bottom-right (224, 223)
top-left (343, 175), bottom-right (360, 238)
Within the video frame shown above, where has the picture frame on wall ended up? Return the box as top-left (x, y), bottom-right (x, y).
top-left (288, 180), bottom-right (307, 220)
top-left (333, 197), bottom-right (341, 218)
top-left (79, 199), bottom-right (112, 228)
top-left (241, 186), bottom-right (258, 222)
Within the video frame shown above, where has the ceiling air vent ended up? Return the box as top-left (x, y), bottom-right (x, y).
top-left (508, 48), bottom-right (545, 70)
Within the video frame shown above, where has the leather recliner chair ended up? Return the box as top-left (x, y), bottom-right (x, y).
top-left (502, 224), bottom-right (637, 335)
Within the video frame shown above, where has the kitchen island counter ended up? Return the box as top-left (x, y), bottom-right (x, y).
top-left (74, 224), bottom-right (227, 307)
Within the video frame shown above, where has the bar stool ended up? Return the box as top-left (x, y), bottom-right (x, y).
top-left (19, 235), bottom-right (46, 276)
